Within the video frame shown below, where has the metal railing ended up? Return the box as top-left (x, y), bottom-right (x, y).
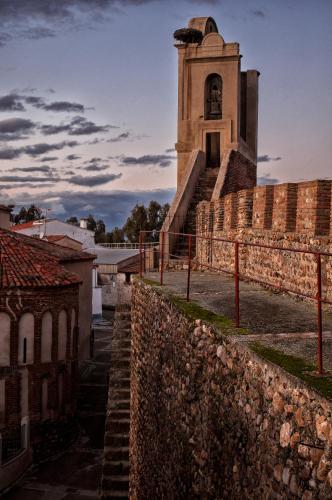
top-left (139, 229), bottom-right (332, 375)
top-left (1, 428), bottom-right (23, 464)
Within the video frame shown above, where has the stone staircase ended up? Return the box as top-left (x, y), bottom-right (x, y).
top-left (174, 166), bottom-right (219, 257)
top-left (100, 306), bottom-right (131, 500)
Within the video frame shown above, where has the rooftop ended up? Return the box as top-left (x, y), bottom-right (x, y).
top-left (0, 228), bottom-right (82, 289)
top-left (89, 246), bottom-right (139, 265)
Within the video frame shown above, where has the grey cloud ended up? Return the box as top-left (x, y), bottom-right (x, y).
top-left (19, 27), bottom-right (56, 40)
top-left (165, 148), bottom-right (176, 153)
top-left (0, 140), bottom-right (79, 159)
top-left (0, 94), bottom-right (25, 111)
top-left (0, 174), bottom-right (57, 183)
top-left (5, 187), bottom-right (175, 228)
top-left (251, 9), bottom-right (265, 18)
top-left (121, 154), bottom-right (176, 168)
top-left (257, 174), bottom-right (279, 185)
top-left (68, 173), bottom-right (122, 187)
top-left (84, 164), bottom-right (109, 172)
top-left (11, 165), bottom-right (53, 173)
top-left (0, 117), bottom-right (37, 133)
top-left (257, 155), bottom-right (282, 163)
top-left (42, 101), bottom-right (85, 113)
top-left (39, 156), bottom-right (58, 162)
top-left (108, 132), bottom-right (131, 143)
top-left (67, 154), bottom-right (81, 161)
top-left (40, 116), bottom-right (114, 136)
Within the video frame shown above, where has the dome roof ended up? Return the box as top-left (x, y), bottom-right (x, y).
top-left (188, 17), bottom-right (218, 36)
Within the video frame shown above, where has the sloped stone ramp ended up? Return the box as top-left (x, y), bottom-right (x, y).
top-left (100, 306), bottom-right (131, 500)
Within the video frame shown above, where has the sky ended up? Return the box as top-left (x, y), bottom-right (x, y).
top-left (0, 0), bottom-right (331, 229)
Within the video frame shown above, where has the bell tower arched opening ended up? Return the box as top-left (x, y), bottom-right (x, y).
top-left (205, 74), bottom-right (223, 120)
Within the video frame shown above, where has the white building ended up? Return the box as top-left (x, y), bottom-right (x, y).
top-left (12, 218), bottom-right (95, 250)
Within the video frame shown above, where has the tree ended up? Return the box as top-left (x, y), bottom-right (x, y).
top-left (122, 201), bottom-right (170, 242)
top-left (108, 227), bottom-right (124, 243)
top-left (87, 214), bottom-right (97, 232)
top-left (123, 204), bottom-right (148, 243)
top-left (66, 216), bottom-right (79, 226)
top-left (13, 204), bottom-right (43, 225)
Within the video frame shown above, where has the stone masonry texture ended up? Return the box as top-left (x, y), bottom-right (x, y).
top-left (130, 279), bottom-right (332, 499)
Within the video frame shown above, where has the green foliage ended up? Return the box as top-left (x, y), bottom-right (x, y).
top-left (123, 201), bottom-right (170, 242)
top-left (13, 204), bottom-right (44, 224)
top-left (66, 216), bottom-right (79, 226)
top-left (251, 343), bottom-right (332, 400)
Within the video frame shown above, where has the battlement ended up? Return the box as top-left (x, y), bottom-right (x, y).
top-left (198, 180), bottom-right (332, 237)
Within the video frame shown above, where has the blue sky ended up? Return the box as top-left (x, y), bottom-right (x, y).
top-left (0, 0), bottom-right (331, 228)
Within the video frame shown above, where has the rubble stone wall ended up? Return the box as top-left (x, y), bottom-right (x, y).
top-left (130, 280), bottom-right (332, 499)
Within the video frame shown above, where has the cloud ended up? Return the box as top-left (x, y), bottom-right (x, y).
top-left (257, 174), bottom-right (279, 185)
top-left (39, 156), bottom-right (58, 162)
top-left (0, 93), bottom-right (87, 113)
top-left (5, 187), bottom-right (175, 228)
top-left (0, 117), bottom-right (36, 141)
top-left (251, 9), bottom-right (266, 18)
top-left (108, 132), bottom-right (131, 143)
top-left (19, 27), bottom-right (56, 40)
top-left (0, 94), bottom-right (25, 111)
top-left (165, 148), bottom-right (176, 153)
top-left (68, 173), bottom-right (122, 187)
top-left (84, 164), bottom-right (109, 172)
top-left (0, 174), bottom-right (57, 183)
top-left (11, 165), bottom-right (53, 173)
top-left (257, 155), bottom-right (282, 163)
top-left (0, 140), bottom-right (79, 159)
top-left (121, 154), bottom-right (176, 168)
top-left (40, 116), bottom-right (115, 136)
top-left (42, 101), bottom-right (85, 113)
top-left (67, 154), bottom-right (81, 161)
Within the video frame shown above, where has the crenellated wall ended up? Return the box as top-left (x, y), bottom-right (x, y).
top-left (196, 180), bottom-right (332, 301)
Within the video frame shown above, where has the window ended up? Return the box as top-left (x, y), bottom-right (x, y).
top-left (18, 313), bottom-right (34, 364)
top-left (41, 311), bottom-right (52, 362)
top-left (0, 313), bottom-right (10, 366)
top-left (58, 310), bottom-right (67, 360)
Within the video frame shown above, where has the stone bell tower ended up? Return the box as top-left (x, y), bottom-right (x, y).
top-left (162, 17), bottom-right (259, 257)
top-left (175, 17), bottom-right (259, 187)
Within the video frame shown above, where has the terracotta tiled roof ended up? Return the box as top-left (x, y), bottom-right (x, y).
top-left (11, 221), bottom-right (35, 231)
top-left (0, 229), bottom-right (83, 289)
top-left (9, 230), bottom-right (96, 263)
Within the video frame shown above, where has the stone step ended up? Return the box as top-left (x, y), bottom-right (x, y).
top-left (100, 490), bottom-right (129, 500)
top-left (102, 460), bottom-right (130, 476)
top-left (110, 358), bottom-right (130, 369)
top-left (109, 399), bottom-right (130, 410)
top-left (109, 389), bottom-right (131, 400)
top-left (104, 446), bottom-right (129, 461)
top-left (108, 378), bottom-right (131, 389)
top-left (104, 433), bottom-right (129, 447)
top-left (107, 410), bottom-right (130, 420)
top-left (101, 476), bottom-right (129, 492)
top-left (108, 419), bottom-right (130, 433)
top-left (109, 369), bottom-right (130, 379)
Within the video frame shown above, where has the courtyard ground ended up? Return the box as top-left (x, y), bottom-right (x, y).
top-left (3, 315), bottom-right (114, 500)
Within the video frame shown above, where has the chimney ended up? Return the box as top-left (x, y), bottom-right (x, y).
top-left (80, 218), bottom-right (88, 229)
top-left (0, 205), bottom-right (12, 230)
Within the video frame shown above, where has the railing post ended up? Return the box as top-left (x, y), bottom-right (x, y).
top-left (316, 253), bottom-right (323, 375)
top-left (186, 234), bottom-right (192, 302)
top-left (0, 432), bottom-right (2, 466)
top-left (143, 233), bottom-right (146, 274)
top-left (160, 231), bottom-right (165, 286)
top-left (139, 232), bottom-right (143, 278)
top-left (234, 241), bottom-right (240, 328)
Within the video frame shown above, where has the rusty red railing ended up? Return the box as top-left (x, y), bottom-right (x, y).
top-left (139, 229), bottom-right (332, 375)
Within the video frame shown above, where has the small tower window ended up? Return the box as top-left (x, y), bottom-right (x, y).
top-left (205, 74), bottom-right (223, 120)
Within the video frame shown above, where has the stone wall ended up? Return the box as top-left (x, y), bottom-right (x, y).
top-left (130, 280), bottom-right (332, 499)
top-left (196, 180), bottom-right (332, 302)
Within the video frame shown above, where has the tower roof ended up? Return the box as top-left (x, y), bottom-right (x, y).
top-left (188, 17), bottom-right (218, 36)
